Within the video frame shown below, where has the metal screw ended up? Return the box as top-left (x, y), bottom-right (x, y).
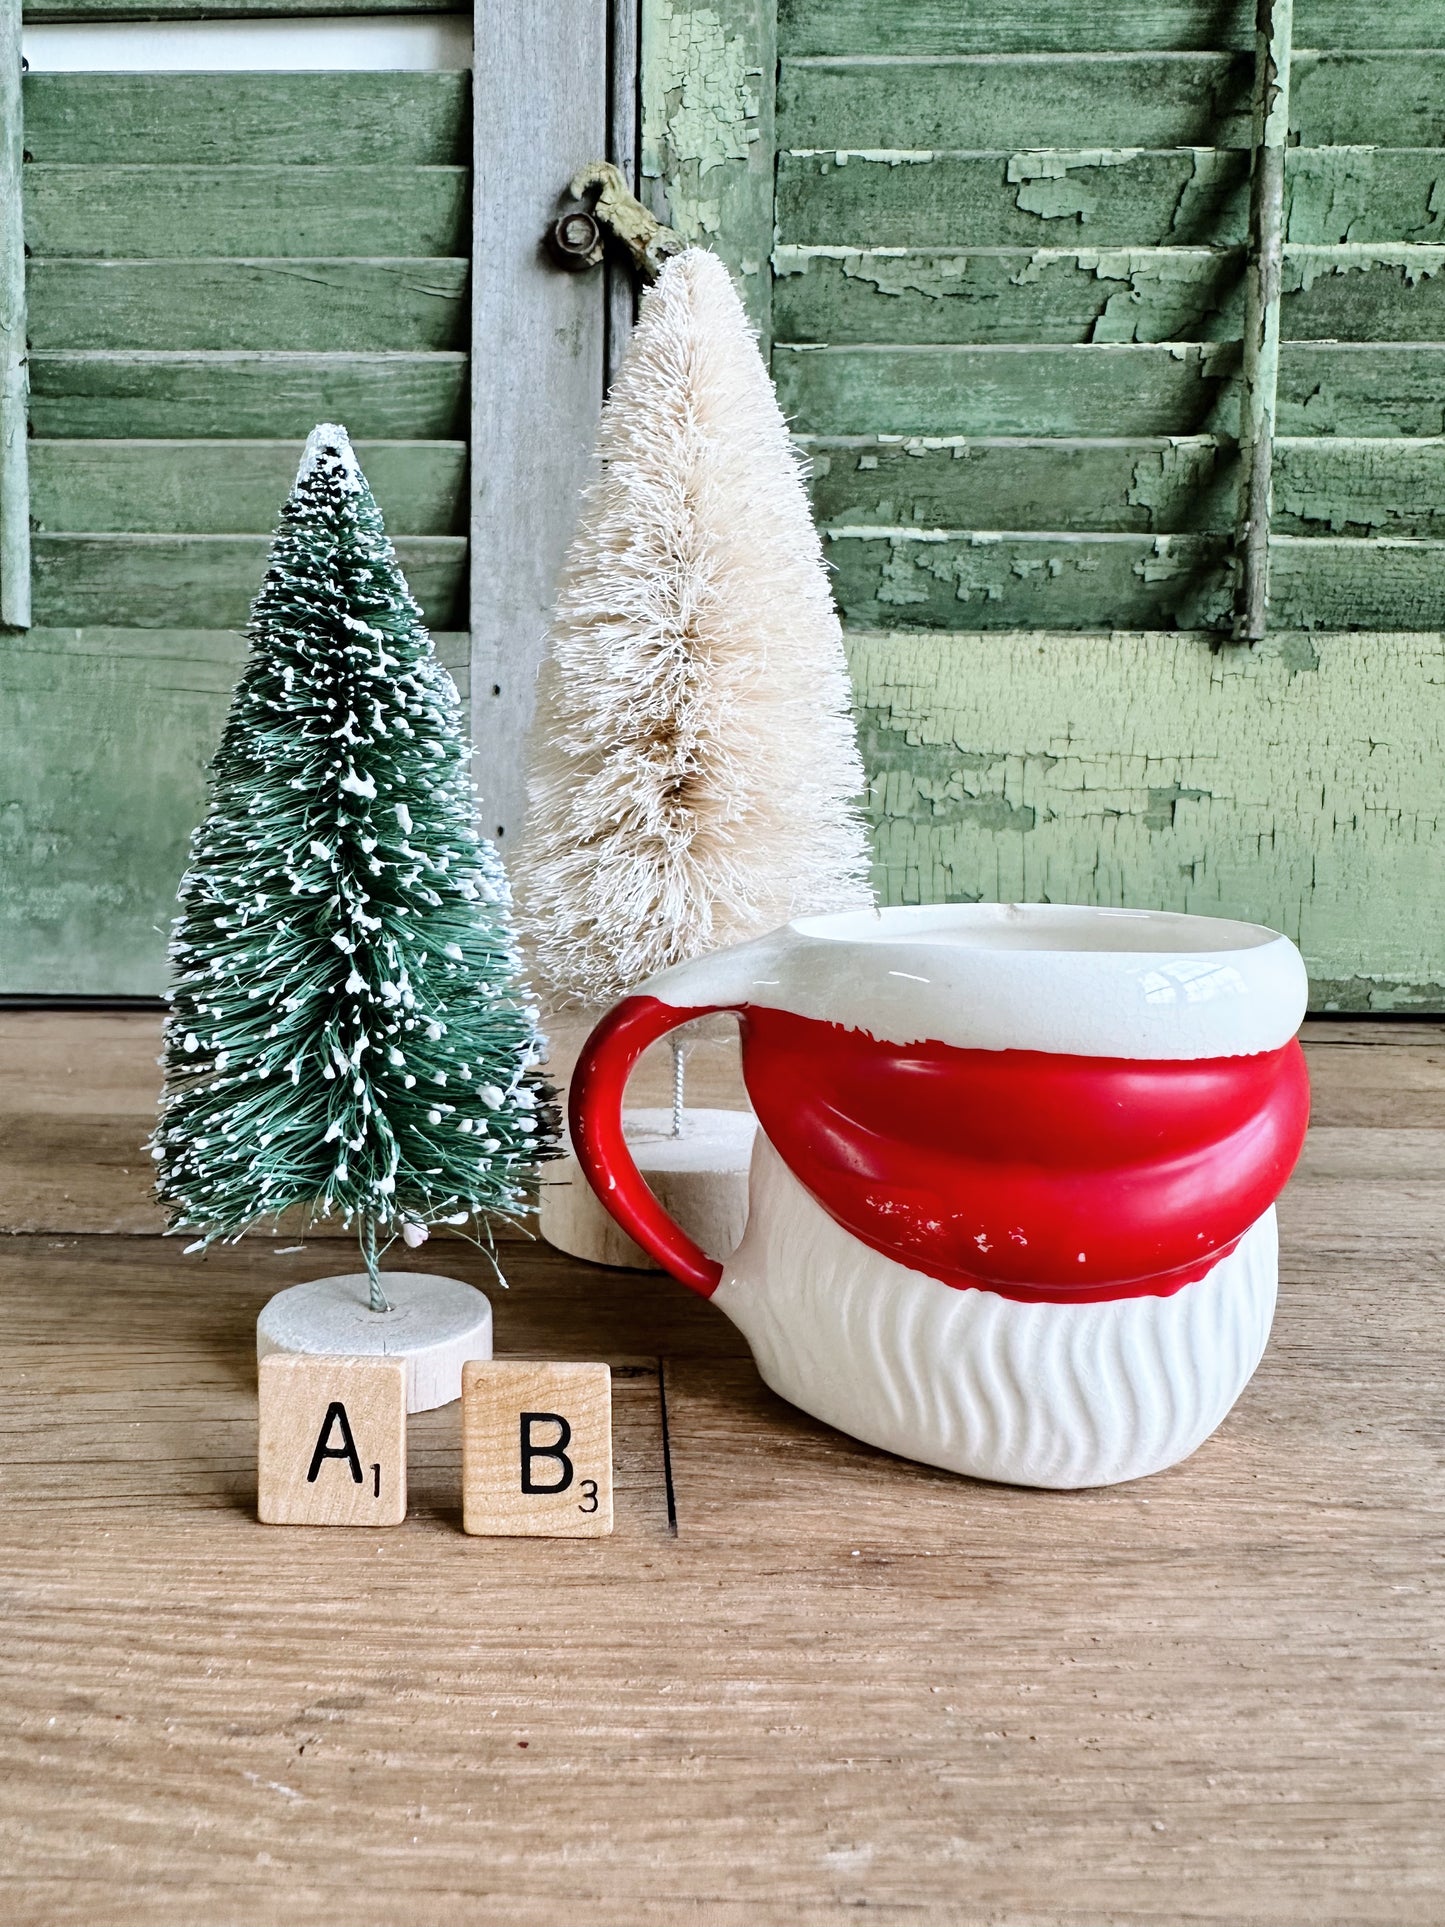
top-left (546, 208), bottom-right (603, 270)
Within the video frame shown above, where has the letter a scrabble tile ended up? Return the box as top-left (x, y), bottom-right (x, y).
top-left (461, 1361), bottom-right (613, 1537)
top-left (258, 1353), bottom-right (408, 1527)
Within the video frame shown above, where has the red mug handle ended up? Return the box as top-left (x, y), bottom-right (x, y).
top-left (567, 994), bottom-right (738, 1297)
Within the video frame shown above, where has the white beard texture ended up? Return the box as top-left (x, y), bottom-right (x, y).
top-left (513, 247), bottom-right (875, 1015)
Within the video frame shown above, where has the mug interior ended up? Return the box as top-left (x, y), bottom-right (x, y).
top-left (790, 902), bottom-right (1284, 956)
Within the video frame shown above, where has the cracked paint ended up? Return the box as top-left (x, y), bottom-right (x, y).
top-left (843, 629), bottom-right (1444, 1003)
top-left (1007, 148), bottom-right (1142, 224)
top-left (641, 0), bottom-right (771, 319)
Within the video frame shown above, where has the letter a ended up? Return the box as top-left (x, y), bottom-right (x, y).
top-left (307, 1400), bottom-right (364, 1484)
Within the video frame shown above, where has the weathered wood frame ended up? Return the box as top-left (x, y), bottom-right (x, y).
top-left (470, 0), bottom-right (634, 852)
top-left (1232, 0), bottom-right (1292, 641)
top-left (0, 0), bottom-right (31, 629)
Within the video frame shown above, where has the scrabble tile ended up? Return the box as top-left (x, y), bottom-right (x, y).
top-left (461, 1361), bottom-right (613, 1537)
top-left (258, 1353), bottom-right (408, 1526)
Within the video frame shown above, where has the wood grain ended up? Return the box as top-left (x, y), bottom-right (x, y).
top-left (28, 260), bottom-right (470, 355)
top-left (26, 165), bottom-right (470, 261)
top-left (468, 0), bottom-right (607, 850)
top-left (0, 1026), bottom-right (1440, 1923)
top-left (804, 436), bottom-right (1445, 542)
top-left (30, 439), bottom-right (468, 537)
top-left (28, 352), bottom-right (469, 441)
top-left (778, 0), bottom-right (1445, 54)
top-left (29, 532), bottom-right (467, 630)
top-left (20, 71), bottom-right (470, 166)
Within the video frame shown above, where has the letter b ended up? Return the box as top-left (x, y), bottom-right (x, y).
top-left (519, 1411), bottom-right (574, 1494)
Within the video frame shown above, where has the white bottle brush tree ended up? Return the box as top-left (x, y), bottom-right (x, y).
top-left (514, 247), bottom-right (874, 1123)
top-left (153, 424), bottom-right (556, 1308)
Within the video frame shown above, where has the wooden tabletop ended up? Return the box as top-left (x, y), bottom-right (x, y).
top-left (0, 1014), bottom-right (1441, 1926)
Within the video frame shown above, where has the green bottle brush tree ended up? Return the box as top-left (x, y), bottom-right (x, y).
top-left (153, 424), bottom-right (557, 1311)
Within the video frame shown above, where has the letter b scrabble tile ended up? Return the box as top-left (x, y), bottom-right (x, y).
top-left (258, 1353), bottom-right (408, 1526)
top-left (461, 1361), bottom-right (613, 1537)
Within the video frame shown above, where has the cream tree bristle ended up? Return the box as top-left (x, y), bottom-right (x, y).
top-left (513, 248), bottom-right (875, 1014)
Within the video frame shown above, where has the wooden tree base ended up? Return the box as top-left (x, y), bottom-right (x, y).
top-left (541, 1107), bottom-right (757, 1271)
top-left (255, 1271), bottom-right (493, 1413)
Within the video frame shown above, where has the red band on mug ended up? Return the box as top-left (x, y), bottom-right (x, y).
top-left (569, 995), bottom-right (1310, 1304)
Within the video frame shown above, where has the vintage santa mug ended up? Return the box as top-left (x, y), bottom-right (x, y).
top-left (569, 904), bottom-right (1311, 1487)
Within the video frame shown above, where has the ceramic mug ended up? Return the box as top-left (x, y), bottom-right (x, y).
top-left (569, 904), bottom-right (1310, 1487)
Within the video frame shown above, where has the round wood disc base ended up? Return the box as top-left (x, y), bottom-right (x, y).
top-left (541, 1107), bottom-right (758, 1271)
top-left (255, 1272), bottom-right (493, 1413)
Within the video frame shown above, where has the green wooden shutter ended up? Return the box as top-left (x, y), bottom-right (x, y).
top-left (645, 0), bottom-right (1445, 1011)
top-left (1, 40), bottom-right (471, 994)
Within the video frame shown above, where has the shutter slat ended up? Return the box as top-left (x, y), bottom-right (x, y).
top-left (28, 259), bottom-right (469, 353)
top-left (828, 529), bottom-right (1445, 632)
top-left (29, 352), bottom-right (468, 439)
top-left (781, 52), bottom-right (1445, 150)
top-left (805, 435), bottom-right (1445, 541)
top-left (30, 439), bottom-right (468, 535)
top-left (778, 149), bottom-right (1445, 251)
top-left (21, 71), bottom-right (469, 165)
top-left (30, 533), bottom-right (468, 630)
top-left (27, 167), bottom-right (469, 260)
top-left (778, 342), bottom-right (1445, 439)
top-left (779, 0), bottom-right (1445, 56)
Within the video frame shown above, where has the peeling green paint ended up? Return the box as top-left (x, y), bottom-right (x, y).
top-left (1285, 243), bottom-right (1445, 293)
top-left (643, 4), bottom-right (754, 235)
top-left (642, 0), bottom-right (774, 331)
top-left (1144, 784), bottom-right (1213, 831)
top-left (1007, 148), bottom-right (1141, 224)
top-left (845, 629), bottom-right (1445, 1005)
top-left (1287, 146), bottom-right (1445, 245)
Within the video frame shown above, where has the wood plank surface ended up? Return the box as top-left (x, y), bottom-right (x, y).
top-left (776, 151), bottom-right (1253, 250)
top-left (778, 0), bottom-right (1445, 54)
top-left (775, 245), bottom-right (1445, 348)
top-left (777, 341), bottom-right (1445, 438)
top-left (804, 434), bottom-right (1445, 541)
top-left (468, 0), bottom-right (607, 849)
top-left (826, 527), bottom-right (1445, 631)
top-left (850, 628), bottom-right (1444, 1007)
top-left (786, 147), bottom-right (1438, 255)
top-left (774, 246), bottom-right (1246, 345)
top-left (775, 342), bottom-right (1239, 438)
top-left (778, 52), bottom-right (1445, 152)
top-left (26, 166), bottom-right (470, 261)
top-left (28, 260), bottom-right (470, 354)
top-left (778, 53), bottom-right (1256, 151)
top-left (29, 439), bottom-right (468, 536)
top-left (828, 529), bottom-right (1232, 630)
top-left (805, 434), bottom-right (1241, 534)
top-left (640, 0), bottom-right (777, 339)
top-left (29, 533), bottom-right (467, 630)
top-left (20, 71), bottom-right (470, 165)
top-left (28, 352), bottom-right (468, 440)
top-left (0, 1020), bottom-right (1439, 1923)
